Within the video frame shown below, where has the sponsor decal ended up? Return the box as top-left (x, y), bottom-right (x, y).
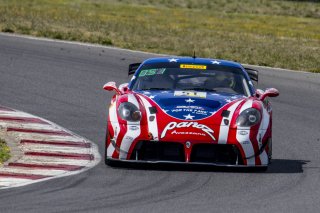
top-left (161, 122), bottom-right (215, 140)
top-left (239, 130), bottom-right (248, 135)
top-left (186, 141), bottom-right (191, 148)
top-left (174, 91), bottom-right (207, 98)
top-left (176, 105), bottom-right (204, 110)
top-left (139, 68), bottom-right (166, 77)
top-left (171, 105), bottom-right (210, 116)
top-left (180, 64), bottom-right (207, 70)
top-left (171, 130), bottom-right (206, 137)
top-left (124, 136), bottom-right (134, 140)
top-left (129, 126), bottom-right (139, 131)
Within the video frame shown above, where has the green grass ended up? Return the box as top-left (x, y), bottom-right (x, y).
top-left (0, 0), bottom-right (319, 72)
top-left (0, 139), bottom-right (10, 164)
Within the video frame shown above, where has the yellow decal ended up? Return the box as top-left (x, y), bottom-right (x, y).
top-left (180, 64), bottom-right (207, 70)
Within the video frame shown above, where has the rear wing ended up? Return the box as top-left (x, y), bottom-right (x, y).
top-left (244, 67), bottom-right (258, 82)
top-left (128, 63), bottom-right (141, 75)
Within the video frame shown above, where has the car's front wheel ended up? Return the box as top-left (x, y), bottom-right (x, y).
top-left (104, 125), bottom-right (119, 167)
top-left (268, 138), bottom-right (272, 164)
top-left (104, 124), bottom-right (111, 165)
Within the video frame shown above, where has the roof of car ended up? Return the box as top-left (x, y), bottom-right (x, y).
top-left (142, 57), bottom-right (243, 69)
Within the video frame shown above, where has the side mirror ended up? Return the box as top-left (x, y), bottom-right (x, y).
top-left (259, 88), bottom-right (279, 101)
top-left (103, 82), bottom-right (122, 95)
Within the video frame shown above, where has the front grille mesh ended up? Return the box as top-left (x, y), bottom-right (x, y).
top-left (130, 141), bottom-right (184, 162)
top-left (190, 144), bottom-right (241, 165)
top-left (130, 141), bottom-right (242, 165)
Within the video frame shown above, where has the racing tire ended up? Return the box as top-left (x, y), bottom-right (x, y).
top-left (256, 166), bottom-right (268, 172)
top-left (104, 124), bottom-right (110, 165)
top-left (104, 128), bottom-right (119, 167)
top-left (105, 158), bottom-right (117, 167)
top-left (268, 138), bottom-right (272, 164)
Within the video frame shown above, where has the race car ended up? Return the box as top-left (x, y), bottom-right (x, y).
top-left (103, 57), bottom-right (279, 169)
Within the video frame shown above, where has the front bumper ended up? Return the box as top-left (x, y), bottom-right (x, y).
top-left (108, 140), bottom-right (268, 167)
top-left (106, 157), bottom-right (268, 169)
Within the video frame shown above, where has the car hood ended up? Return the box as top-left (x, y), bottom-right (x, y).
top-left (136, 90), bottom-right (246, 120)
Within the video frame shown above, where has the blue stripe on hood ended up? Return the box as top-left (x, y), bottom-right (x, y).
top-left (136, 90), bottom-right (245, 120)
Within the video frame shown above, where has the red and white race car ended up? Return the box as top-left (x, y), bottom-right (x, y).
top-left (103, 57), bottom-right (279, 170)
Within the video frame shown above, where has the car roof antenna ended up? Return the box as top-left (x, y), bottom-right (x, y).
top-left (193, 50), bottom-right (196, 59)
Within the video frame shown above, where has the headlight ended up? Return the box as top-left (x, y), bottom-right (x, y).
top-left (236, 108), bottom-right (261, 127)
top-left (118, 102), bottom-right (142, 122)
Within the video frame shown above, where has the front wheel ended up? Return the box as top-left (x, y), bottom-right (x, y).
top-left (256, 166), bottom-right (268, 172)
top-left (267, 138), bottom-right (272, 164)
top-left (104, 124), bottom-right (110, 165)
top-left (104, 125), bottom-right (119, 167)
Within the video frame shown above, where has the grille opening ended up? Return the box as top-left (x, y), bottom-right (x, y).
top-left (130, 141), bottom-right (185, 162)
top-left (190, 144), bottom-right (242, 165)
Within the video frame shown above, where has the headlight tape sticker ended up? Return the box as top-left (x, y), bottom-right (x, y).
top-left (119, 94), bottom-right (141, 159)
top-left (236, 100), bottom-right (256, 165)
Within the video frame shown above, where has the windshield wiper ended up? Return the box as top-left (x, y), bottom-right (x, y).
top-left (140, 88), bottom-right (172, 90)
top-left (181, 88), bottom-right (217, 92)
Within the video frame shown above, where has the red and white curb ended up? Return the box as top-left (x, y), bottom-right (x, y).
top-left (0, 106), bottom-right (100, 189)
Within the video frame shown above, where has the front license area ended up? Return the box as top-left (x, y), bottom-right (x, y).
top-left (174, 90), bottom-right (207, 98)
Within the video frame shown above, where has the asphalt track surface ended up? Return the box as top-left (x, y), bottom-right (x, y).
top-left (0, 33), bottom-right (319, 213)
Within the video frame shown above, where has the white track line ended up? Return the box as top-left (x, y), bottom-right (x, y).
top-left (0, 111), bottom-right (33, 117)
top-left (0, 167), bottom-right (66, 176)
top-left (17, 134), bottom-right (86, 142)
top-left (22, 144), bottom-right (90, 154)
top-left (0, 178), bottom-right (28, 186)
top-left (15, 156), bottom-right (92, 167)
top-left (2, 123), bottom-right (57, 130)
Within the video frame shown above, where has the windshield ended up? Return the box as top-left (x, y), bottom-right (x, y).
top-left (131, 63), bottom-right (251, 96)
